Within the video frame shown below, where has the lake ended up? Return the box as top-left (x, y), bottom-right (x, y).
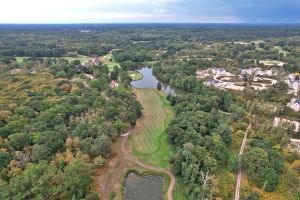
top-left (131, 67), bottom-right (185, 96)
top-left (124, 173), bottom-right (164, 200)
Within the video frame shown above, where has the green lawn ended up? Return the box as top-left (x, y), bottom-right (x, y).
top-left (274, 46), bottom-right (289, 56)
top-left (129, 89), bottom-right (174, 168)
top-left (63, 56), bottom-right (90, 64)
top-left (101, 53), bottom-right (120, 71)
top-left (129, 89), bottom-right (187, 200)
top-left (15, 57), bottom-right (29, 63)
top-left (128, 71), bottom-right (143, 81)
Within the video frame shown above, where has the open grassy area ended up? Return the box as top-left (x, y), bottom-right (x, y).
top-left (128, 89), bottom-right (187, 200)
top-left (15, 57), bottom-right (29, 63)
top-left (63, 55), bottom-right (90, 64)
top-left (100, 53), bottom-right (120, 71)
top-left (128, 70), bottom-right (143, 81)
top-left (274, 46), bottom-right (289, 57)
top-left (129, 89), bottom-right (174, 168)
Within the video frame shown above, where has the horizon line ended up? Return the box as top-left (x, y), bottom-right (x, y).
top-left (0, 22), bottom-right (300, 25)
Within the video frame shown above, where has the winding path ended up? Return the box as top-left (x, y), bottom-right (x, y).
top-left (121, 129), bottom-right (175, 200)
top-left (234, 123), bottom-right (252, 200)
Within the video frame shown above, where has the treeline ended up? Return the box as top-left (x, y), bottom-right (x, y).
top-left (159, 66), bottom-right (234, 199)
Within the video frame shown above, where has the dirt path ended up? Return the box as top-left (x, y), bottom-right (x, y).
top-left (234, 123), bottom-right (252, 200)
top-left (97, 89), bottom-right (176, 200)
top-left (121, 129), bottom-right (175, 200)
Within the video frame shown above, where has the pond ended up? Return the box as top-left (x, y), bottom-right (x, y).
top-left (131, 67), bottom-right (186, 96)
top-left (124, 173), bottom-right (164, 200)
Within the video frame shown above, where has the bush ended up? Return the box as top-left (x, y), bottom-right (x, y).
top-left (0, 152), bottom-right (12, 169)
top-left (236, 130), bottom-right (245, 137)
top-left (93, 156), bottom-right (106, 167)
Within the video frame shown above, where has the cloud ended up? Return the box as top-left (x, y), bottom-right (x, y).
top-left (153, 9), bottom-right (166, 14)
top-left (0, 0), bottom-right (298, 23)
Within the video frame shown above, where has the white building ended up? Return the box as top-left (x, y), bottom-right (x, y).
top-left (285, 74), bottom-right (300, 96)
top-left (288, 98), bottom-right (300, 112)
top-left (273, 117), bottom-right (300, 132)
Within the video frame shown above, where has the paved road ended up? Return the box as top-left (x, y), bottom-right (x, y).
top-left (121, 130), bottom-right (175, 200)
top-left (234, 123), bottom-right (252, 200)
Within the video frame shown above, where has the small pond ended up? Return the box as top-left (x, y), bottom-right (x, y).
top-left (131, 67), bottom-right (186, 96)
top-left (124, 173), bottom-right (164, 200)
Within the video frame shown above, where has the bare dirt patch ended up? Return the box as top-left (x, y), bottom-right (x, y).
top-left (96, 137), bottom-right (140, 200)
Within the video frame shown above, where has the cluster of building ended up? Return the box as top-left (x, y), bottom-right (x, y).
top-left (196, 67), bottom-right (278, 91)
top-left (288, 98), bottom-right (300, 112)
top-left (285, 74), bottom-right (300, 112)
top-left (84, 57), bottom-right (101, 67)
top-left (273, 117), bottom-right (300, 132)
top-left (285, 74), bottom-right (300, 96)
top-left (273, 117), bottom-right (300, 154)
top-left (259, 60), bottom-right (286, 67)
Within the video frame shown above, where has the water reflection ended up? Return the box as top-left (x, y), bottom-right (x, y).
top-left (124, 173), bottom-right (164, 200)
top-left (131, 67), bottom-right (185, 96)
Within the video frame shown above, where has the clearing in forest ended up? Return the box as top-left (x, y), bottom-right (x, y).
top-left (100, 52), bottom-right (120, 71)
top-left (128, 89), bottom-right (174, 168)
top-left (97, 88), bottom-right (186, 200)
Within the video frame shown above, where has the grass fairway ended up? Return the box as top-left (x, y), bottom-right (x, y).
top-left (274, 46), bottom-right (289, 56)
top-left (129, 89), bottom-right (174, 168)
top-left (128, 89), bottom-right (187, 199)
top-left (100, 53), bottom-right (120, 71)
top-left (128, 71), bottom-right (143, 81)
top-left (63, 55), bottom-right (90, 64)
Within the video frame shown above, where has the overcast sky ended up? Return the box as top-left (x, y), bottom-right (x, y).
top-left (0, 0), bottom-right (299, 23)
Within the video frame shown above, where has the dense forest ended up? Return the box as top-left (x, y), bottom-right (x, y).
top-left (0, 57), bottom-right (141, 199)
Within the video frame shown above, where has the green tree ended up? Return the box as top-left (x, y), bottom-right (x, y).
top-left (260, 168), bottom-right (279, 192)
top-left (90, 135), bottom-right (112, 157)
top-left (72, 59), bottom-right (81, 66)
top-left (110, 70), bottom-right (119, 81)
top-left (8, 133), bottom-right (32, 150)
top-left (3, 161), bottom-right (57, 199)
top-left (157, 82), bottom-right (162, 91)
top-left (62, 159), bottom-right (94, 199)
top-left (0, 152), bottom-right (12, 169)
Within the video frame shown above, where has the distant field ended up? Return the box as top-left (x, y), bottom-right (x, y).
top-left (128, 71), bottom-right (143, 81)
top-left (274, 46), bottom-right (289, 56)
top-left (129, 89), bottom-right (174, 168)
top-left (63, 55), bottom-right (90, 64)
top-left (15, 55), bottom-right (91, 64)
top-left (15, 57), bottom-right (29, 63)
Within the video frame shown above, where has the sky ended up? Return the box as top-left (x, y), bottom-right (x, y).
top-left (0, 0), bottom-right (299, 23)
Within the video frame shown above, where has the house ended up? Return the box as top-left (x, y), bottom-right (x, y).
top-left (110, 80), bottom-right (119, 88)
top-left (84, 73), bottom-right (94, 80)
top-left (287, 98), bottom-right (300, 112)
top-left (204, 77), bottom-right (219, 86)
top-left (273, 117), bottom-right (300, 132)
top-left (290, 139), bottom-right (300, 154)
top-left (285, 74), bottom-right (300, 96)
